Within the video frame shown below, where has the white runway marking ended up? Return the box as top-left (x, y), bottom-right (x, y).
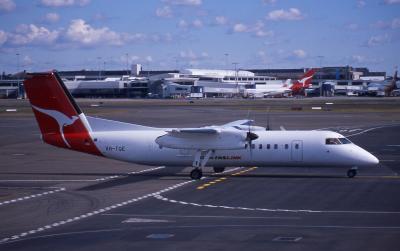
top-left (0, 179), bottom-right (195, 245)
top-left (0, 187), bottom-right (65, 207)
top-left (346, 124), bottom-right (400, 137)
top-left (3, 223), bottom-right (400, 245)
top-left (0, 166), bottom-right (166, 183)
top-left (154, 194), bottom-right (400, 215)
top-left (103, 213), bottom-right (300, 220)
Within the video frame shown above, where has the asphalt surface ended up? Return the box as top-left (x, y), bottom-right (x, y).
top-left (1, 98), bottom-right (400, 251)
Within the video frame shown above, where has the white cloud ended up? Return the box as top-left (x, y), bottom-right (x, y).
top-left (0, 0), bottom-right (16, 12)
top-left (145, 56), bottom-right (153, 62)
top-left (351, 55), bottom-right (365, 63)
top-left (45, 12), bottom-right (60, 23)
top-left (357, 0), bottom-right (366, 8)
top-left (372, 18), bottom-right (400, 29)
top-left (120, 55), bottom-right (140, 64)
top-left (231, 21), bottom-right (273, 37)
top-left (383, 0), bottom-right (400, 4)
top-left (392, 18), bottom-right (400, 28)
top-left (156, 6), bottom-right (173, 18)
top-left (8, 24), bottom-right (59, 45)
top-left (65, 19), bottom-right (128, 46)
top-left (162, 0), bottom-right (202, 6)
top-left (0, 30), bottom-right (7, 46)
top-left (215, 16), bottom-right (228, 25)
top-left (22, 55), bottom-right (34, 66)
top-left (192, 19), bottom-right (203, 28)
top-left (40, 0), bottom-right (90, 7)
top-left (254, 30), bottom-right (273, 37)
top-left (367, 34), bottom-right (390, 46)
top-left (178, 19), bottom-right (188, 28)
top-left (266, 8), bottom-right (304, 21)
top-left (179, 49), bottom-right (208, 60)
top-left (233, 23), bottom-right (248, 33)
top-left (292, 49), bottom-right (307, 58)
top-left (178, 19), bottom-right (203, 29)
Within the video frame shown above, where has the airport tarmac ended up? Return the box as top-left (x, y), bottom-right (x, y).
top-left (1, 98), bottom-right (400, 250)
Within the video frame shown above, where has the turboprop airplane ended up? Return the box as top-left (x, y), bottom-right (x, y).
top-left (24, 71), bottom-right (379, 180)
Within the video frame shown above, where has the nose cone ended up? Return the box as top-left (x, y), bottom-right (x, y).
top-left (358, 149), bottom-right (379, 166)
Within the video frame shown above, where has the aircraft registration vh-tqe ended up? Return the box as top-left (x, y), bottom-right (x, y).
top-left (24, 72), bottom-right (379, 179)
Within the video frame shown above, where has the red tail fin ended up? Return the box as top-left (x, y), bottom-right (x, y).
top-left (290, 69), bottom-right (316, 94)
top-left (24, 72), bottom-right (102, 156)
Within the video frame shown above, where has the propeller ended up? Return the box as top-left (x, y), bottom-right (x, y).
top-left (245, 119), bottom-right (259, 156)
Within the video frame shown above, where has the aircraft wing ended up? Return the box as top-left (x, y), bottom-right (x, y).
top-left (156, 126), bottom-right (246, 150)
top-left (221, 119), bottom-right (254, 127)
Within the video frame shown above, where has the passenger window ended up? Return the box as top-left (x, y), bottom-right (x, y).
top-left (267, 144), bottom-right (270, 149)
top-left (245, 144), bottom-right (248, 149)
top-left (285, 144), bottom-right (289, 149)
top-left (295, 144), bottom-right (299, 149)
top-left (274, 144), bottom-right (278, 149)
top-left (259, 144), bottom-right (262, 149)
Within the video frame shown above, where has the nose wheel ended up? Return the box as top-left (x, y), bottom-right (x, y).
top-left (347, 169), bottom-right (357, 178)
top-left (190, 168), bottom-right (203, 180)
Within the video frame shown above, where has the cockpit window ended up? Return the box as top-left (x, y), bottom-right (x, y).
top-left (338, 137), bottom-right (352, 144)
top-left (326, 138), bottom-right (341, 145)
top-left (326, 138), bottom-right (352, 145)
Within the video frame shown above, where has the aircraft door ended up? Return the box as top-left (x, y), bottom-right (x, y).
top-left (291, 140), bottom-right (303, 161)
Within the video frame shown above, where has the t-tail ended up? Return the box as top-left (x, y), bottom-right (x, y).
top-left (24, 72), bottom-right (103, 156)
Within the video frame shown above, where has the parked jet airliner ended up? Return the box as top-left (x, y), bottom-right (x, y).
top-left (245, 69), bottom-right (316, 98)
top-left (24, 72), bottom-right (379, 179)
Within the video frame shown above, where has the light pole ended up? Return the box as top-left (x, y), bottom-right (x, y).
top-left (16, 53), bottom-right (20, 98)
top-left (125, 53), bottom-right (129, 75)
top-left (97, 56), bottom-right (102, 80)
top-left (232, 62), bottom-right (239, 97)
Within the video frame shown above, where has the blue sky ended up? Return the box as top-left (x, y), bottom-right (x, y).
top-left (0, 0), bottom-right (399, 74)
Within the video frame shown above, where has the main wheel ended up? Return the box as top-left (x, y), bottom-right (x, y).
top-left (213, 167), bottom-right (225, 173)
top-left (347, 169), bottom-right (357, 178)
top-left (190, 169), bottom-right (203, 180)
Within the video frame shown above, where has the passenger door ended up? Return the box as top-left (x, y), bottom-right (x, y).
top-left (291, 140), bottom-right (303, 161)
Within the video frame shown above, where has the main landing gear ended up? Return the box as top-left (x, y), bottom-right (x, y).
top-left (190, 149), bottom-right (214, 180)
top-left (190, 168), bottom-right (203, 180)
top-left (347, 167), bottom-right (358, 178)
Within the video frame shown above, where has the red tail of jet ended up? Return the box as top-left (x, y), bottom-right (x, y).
top-left (290, 69), bottom-right (316, 95)
top-left (24, 72), bottom-right (103, 156)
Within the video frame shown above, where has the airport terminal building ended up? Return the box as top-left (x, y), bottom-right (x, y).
top-left (0, 65), bottom-right (391, 99)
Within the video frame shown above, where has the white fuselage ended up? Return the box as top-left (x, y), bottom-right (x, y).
top-left (91, 129), bottom-right (378, 169)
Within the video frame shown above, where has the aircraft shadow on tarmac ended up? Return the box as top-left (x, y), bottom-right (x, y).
top-left (77, 172), bottom-right (347, 191)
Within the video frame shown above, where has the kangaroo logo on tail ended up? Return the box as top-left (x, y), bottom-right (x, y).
top-left (32, 105), bottom-right (79, 148)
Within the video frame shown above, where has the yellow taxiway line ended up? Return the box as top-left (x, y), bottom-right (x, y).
top-left (196, 167), bottom-right (258, 190)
